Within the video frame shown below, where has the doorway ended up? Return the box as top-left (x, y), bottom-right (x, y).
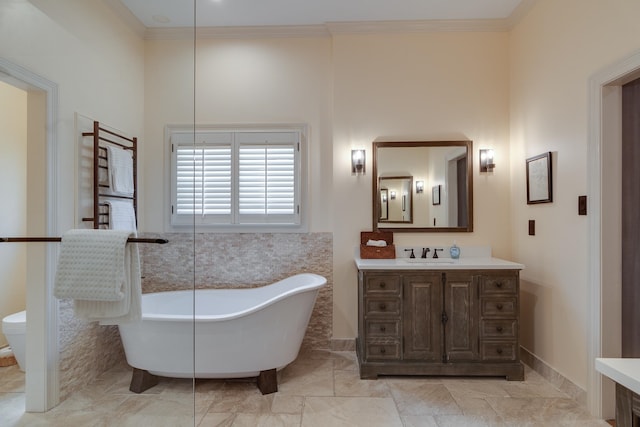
top-left (587, 49), bottom-right (640, 419)
top-left (0, 58), bottom-right (59, 412)
top-left (621, 77), bottom-right (640, 358)
top-left (0, 81), bottom-right (27, 349)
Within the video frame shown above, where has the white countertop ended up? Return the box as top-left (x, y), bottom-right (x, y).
top-left (596, 358), bottom-right (640, 395)
top-left (354, 246), bottom-right (524, 271)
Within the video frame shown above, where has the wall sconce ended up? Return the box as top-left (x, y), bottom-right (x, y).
top-left (416, 180), bottom-right (424, 193)
top-left (390, 191), bottom-right (396, 200)
top-left (351, 149), bottom-right (366, 175)
top-left (480, 149), bottom-right (496, 172)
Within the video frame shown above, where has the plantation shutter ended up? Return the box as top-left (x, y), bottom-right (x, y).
top-left (237, 132), bottom-right (299, 224)
top-left (172, 132), bottom-right (232, 225)
top-left (175, 146), bottom-right (232, 215)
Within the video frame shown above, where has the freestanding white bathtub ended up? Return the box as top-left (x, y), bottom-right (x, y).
top-left (118, 273), bottom-right (326, 394)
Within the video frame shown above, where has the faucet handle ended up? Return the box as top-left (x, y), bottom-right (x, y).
top-left (404, 248), bottom-right (416, 258)
top-left (433, 248), bottom-right (443, 259)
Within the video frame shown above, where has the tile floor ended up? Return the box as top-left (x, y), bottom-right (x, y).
top-left (0, 350), bottom-right (611, 426)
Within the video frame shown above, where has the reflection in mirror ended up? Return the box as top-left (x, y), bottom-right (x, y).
top-left (379, 189), bottom-right (389, 220)
top-left (378, 176), bottom-right (412, 223)
top-left (373, 141), bottom-right (473, 232)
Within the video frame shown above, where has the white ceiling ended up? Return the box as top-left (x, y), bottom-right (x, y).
top-left (119, 0), bottom-right (527, 28)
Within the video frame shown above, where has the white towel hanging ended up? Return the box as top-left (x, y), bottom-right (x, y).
top-left (53, 229), bottom-right (141, 324)
top-left (107, 146), bottom-right (134, 196)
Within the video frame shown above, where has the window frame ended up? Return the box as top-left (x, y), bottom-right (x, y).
top-left (165, 124), bottom-right (308, 233)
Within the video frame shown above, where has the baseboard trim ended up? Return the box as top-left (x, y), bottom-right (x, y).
top-left (330, 338), bottom-right (356, 351)
top-left (328, 341), bottom-right (586, 405)
top-left (520, 346), bottom-right (587, 407)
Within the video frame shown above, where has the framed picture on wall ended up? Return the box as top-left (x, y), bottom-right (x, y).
top-left (526, 152), bottom-right (553, 204)
top-left (432, 185), bottom-right (441, 205)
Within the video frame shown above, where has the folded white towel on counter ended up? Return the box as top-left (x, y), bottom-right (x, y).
top-left (53, 229), bottom-right (141, 324)
top-left (366, 239), bottom-right (388, 247)
top-left (107, 146), bottom-right (134, 197)
top-left (105, 199), bottom-right (137, 234)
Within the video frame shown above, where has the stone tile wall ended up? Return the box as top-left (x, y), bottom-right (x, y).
top-left (58, 232), bottom-right (333, 400)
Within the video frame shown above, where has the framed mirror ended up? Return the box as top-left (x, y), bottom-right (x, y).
top-left (373, 141), bottom-right (473, 232)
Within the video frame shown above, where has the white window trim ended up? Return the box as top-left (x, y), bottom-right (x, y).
top-left (164, 123), bottom-right (309, 233)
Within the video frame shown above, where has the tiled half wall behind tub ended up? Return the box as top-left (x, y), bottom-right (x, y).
top-left (139, 232), bottom-right (333, 351)
top-left (57, 232), bottom-right (332, 402)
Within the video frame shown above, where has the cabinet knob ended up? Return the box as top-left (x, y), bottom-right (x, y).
top-left (496, 348), bottom-right (503, 355)
top-left (379, 303), bottom-right (386, 310)
top-left (496, 303), bottom-right (503, 310)
top-left (380, 326), bottom-right (386, 332)
top-left (380, 348), bottom-right (386, 354)
top-left (379, 282), bottom-right (386, 289)
top-left (496, 282), bottom-right (503, 288)
top-left (496, 326), bottom-right (503, 333)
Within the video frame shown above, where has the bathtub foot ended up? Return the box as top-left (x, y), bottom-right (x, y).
top-left (257, 369), bottom-right (278, 394)
top-left (129, 368), bottom-right (159, 393)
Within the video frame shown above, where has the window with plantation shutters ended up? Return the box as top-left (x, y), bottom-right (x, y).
top-left (170, 128), bottom-right (303, 230)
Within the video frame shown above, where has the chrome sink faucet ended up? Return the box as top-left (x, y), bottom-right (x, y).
top-left (421, 248), bottom-right (431, 258)
top-left (433, 248), bottom-right (443, 258)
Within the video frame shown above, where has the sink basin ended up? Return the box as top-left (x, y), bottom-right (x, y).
top-left (400, 258), bottom-right (455, 264)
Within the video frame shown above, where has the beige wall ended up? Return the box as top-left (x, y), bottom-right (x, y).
top-left (332, 31), bottom-right (512, 337)
top-left (509, 0), bottom-right (640, 392)
top-left (0, 0), bottom-right (145, 234)
top-left (0, 82), bottom-right (28, 347)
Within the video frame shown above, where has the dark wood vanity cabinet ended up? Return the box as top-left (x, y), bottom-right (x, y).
top-left (357, 269), bottom-right (524, 381)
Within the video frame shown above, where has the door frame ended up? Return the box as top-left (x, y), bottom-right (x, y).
top-left (587, 49), bottom-right (640, 418)
top-left (0, 58), bottom-right (59, 412)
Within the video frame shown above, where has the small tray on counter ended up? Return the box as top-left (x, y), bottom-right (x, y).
top-left (360, 231), bottom-right (395, 259)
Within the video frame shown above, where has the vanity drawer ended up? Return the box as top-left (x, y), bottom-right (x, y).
top-left (480, 341), bottom-right (518, 361)
top-left (364, 298), bottom-right (401, 316)
top-left (480, 319), bottom-right (518, 339)
top-left (480, 297), bottom-right (517, 317)
top-left (365, 342), bottom-right (401, 360)
top-left (364, 275), bottom-right (401, 294)
top-left (366, 320), bottom-right (400, 338)
top-left (480, 276), bottom-right (517, 295)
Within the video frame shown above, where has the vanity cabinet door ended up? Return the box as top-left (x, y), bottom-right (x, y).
top-left (402, 273), bottom-right (442, 361)
top-left (444, 272), bottom-right (479, 362)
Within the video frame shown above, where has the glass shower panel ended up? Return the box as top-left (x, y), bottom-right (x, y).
top-left (0, 1), bottom-right (197, 424)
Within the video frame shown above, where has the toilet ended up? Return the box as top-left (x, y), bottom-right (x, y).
top-left (2, 311), bottom-right (26, 371)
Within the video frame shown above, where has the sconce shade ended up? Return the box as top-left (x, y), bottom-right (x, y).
top-left (390, 191), bottom-right (396, 200)
top-left (351, 149), bottom-right (366, 175)
top-left (416, 180), bottom-right (424, 193)
top-left (480, 149), bottom-right (496, 172)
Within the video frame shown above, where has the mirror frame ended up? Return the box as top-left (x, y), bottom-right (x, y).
top-left (372, 140), bottom-right (474, 233)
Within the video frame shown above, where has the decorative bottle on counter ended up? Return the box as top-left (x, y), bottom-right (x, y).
top-left (450, 243), bottom-right (460, 259)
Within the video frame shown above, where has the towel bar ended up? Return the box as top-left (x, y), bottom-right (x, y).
top-left (0, 237), bottom-right (168, 244)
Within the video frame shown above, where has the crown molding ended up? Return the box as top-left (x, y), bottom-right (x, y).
top-left (102, 0), bottom-right (146, 38)
top-left (145, 25), bottom-right (331, 40)
top-left (325, 19), bottom-right (509, 34)
top-left (505, 0), bottom-right (539, 29)
top-left (107, 0), bottom-right (541, 41)
top-left (143, 18), bottom-right (514, 40)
